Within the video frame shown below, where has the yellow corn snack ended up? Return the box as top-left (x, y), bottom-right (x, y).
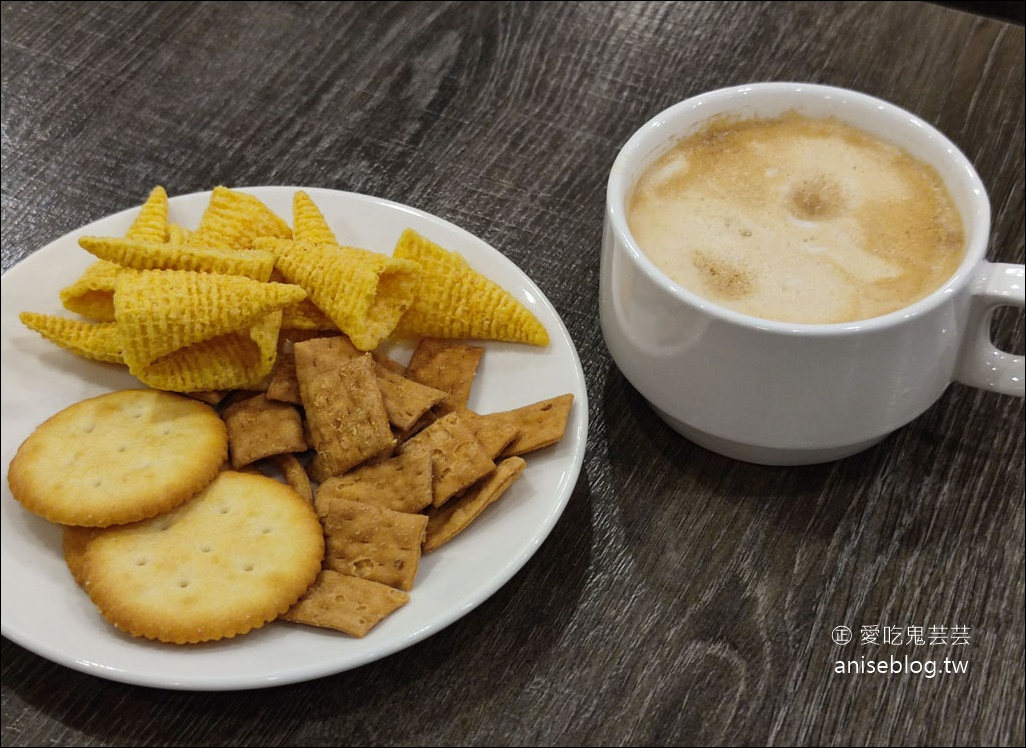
top-left (132, 311), bottom-right (285, 392)
top-left (393, 229), bottom-right (549, 346)
top-left (281, 298), bottom-right (339, 331)
top-left (78, 236), bottom-right (275, 281)
top-left (281, 191), bottom-right (342, 329)
top-left (59, 186), bottom-right (171, 321)
top-left (293, 191), bottom-right (338, 244)
top-left (257, 237), bottom-right (421, 351)
top-left (191, 186), bottom-right (292, 250)
top-left (59, 260), bottom-right (120, 322)
top-left (167, 223), bottom-right (193, 245)
top-left (113, 269), bottom-right (305, 371)
top-left (125, 185), bottom-right (169, 243)
top-left (18, 313), bottom-right (124, 364)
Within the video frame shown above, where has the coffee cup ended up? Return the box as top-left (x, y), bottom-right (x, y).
top-left (600, 82), bottom-right (1024, 465)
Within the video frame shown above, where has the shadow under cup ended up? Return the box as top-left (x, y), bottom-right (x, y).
top-left (600, 82), bottom-right (1024, 466)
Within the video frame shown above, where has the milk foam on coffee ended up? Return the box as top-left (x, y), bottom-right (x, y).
top-left (626, 112), bottom-right (965, 324)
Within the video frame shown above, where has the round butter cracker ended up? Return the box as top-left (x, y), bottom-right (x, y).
top-left (8, 389), bottom-right (228, 527)
top-left (79, 470), bottom-right (325, 644)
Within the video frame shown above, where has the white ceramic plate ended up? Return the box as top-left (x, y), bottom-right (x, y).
top-left (0, 187), bottom-right (588, 690)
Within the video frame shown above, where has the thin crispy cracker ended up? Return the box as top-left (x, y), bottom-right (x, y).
top-left (265, 330), bottom-right (337, 403)
top-left (283, 570), bottom-right (408, 638)
top-left (321, 498), bottom-right (428, 591)
top-left (375, 366), bottom-right (448, 432)
top-left (405, 338), bottom-right (484, 416)
top-left (314, 448), bottom-right (433, 515)
top-left (423, 456), bottom-right (526, 552)
top-left (265, 345), bottom-right (301, 403)
top-left (495, 393), bottom-right (574, 456)
top-left (272, 453), bottom-right (314, 503)
top-left (222, 393), bottom-right (307, 468)
top-left (187, 390), bottom-right (230, 406)
top-left (398, 410), bottom-right (495, 507)
top-left (294, 343), bottom-right (395, 476)
top-left (455, 408), bottom-right (520, 460)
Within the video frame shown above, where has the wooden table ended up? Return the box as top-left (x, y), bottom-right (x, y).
top-left (2, 2), bottom-right (1023, 745)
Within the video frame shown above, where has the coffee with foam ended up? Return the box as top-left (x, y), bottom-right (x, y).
top-left (626, 113), bottom-right (965, 324)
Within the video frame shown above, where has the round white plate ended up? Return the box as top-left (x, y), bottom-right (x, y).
top-left (0, 186), bottom-right (588, 690)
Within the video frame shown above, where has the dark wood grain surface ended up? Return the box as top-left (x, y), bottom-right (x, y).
top-left (2, 2), bottom-right (1023, 746)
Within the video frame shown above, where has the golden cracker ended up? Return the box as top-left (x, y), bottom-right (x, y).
top-left (405, 338), bottom-right (484, 415)
top-left (222, 393), bottom-right (307, 468)
top-left (497, 393), bottom-right (575, 456)
top-left (293, 344), bottom-right (395, 477)
top-left (78, 470), bottom-right (324, 644)
top-left (7, 389), bottom-right (227, 527)
top-left (398, 410), bottom-right (495, 507)
top-left (283, 569), bottom-right (409, 638)
top-left (423, 456), bottom-right (526, 552)
top-left (321, 498), bottom-right (428, 591)
top-left (314, 448), bottom-right (433, 516)
top-left (62, 525), bottom-right (100, 587)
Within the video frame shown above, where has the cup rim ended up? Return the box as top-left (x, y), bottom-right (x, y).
top-left (606, 81), bottom-right (992, 335)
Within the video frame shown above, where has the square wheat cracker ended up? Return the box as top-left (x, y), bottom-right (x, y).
top-left (222, 393), bottom-right (308, 468)
top-left (283, 570), bottom-right (409, 638)
top-left (315, 448), bottom-right (433, 516)
top-left (398, 410), bottom-right (495, 507)
top-left (405, 338), bottom-right (484, 416)
top-left (294, 342), bottom-right (395, 476)
top-left (423, 456), bottom-right (527, 552)
top-left (321, 497), bottom-right (428, 591)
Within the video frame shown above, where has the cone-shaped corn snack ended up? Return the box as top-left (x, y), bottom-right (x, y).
top-left (125, 185), bottom-right (169, 243)
top-left (59, 260), bottom-right (120, 322)
top-left (133, 311), bottom-right (285, 392)
top-left (393, 229), bottom-right (549, 346)
top-left (167, 223), bottom-right (192, 245)
top-left (258, 237), bottom-right (421, 351)
top-left (280, 297), bottom-right (338, 331)
top-left (191, 186), bottom-right (291, 250)
top-left (293, 191), bottom-right (338, 245)
top-left (78, 236), bottom-right (275, 281)
top-left (60, 186), bottom-right (170, 321)
top-left (279, 191), bottom-right (342, 331)
top-left (113, 269), bottom-right (305, 370)
top-left (18, 313), bottom-right (124, 364)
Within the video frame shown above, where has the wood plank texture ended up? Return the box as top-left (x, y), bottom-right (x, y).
top-left (2, 2), bottom-right (1022, 746)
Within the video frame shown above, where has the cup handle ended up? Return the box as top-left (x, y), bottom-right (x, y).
top-left (954, 262), bottom-right (1025, 397)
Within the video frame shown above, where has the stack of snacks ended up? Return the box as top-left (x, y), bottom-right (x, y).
top-left (8, 389), bottom-right (326, 644)
top-left (9, 186), bottom-right (574, 643)
top-left (244, 331), bottom-right (573, 637)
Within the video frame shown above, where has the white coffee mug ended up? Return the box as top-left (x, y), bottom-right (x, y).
top-left (600, 82), bottom-right (1024, 465)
